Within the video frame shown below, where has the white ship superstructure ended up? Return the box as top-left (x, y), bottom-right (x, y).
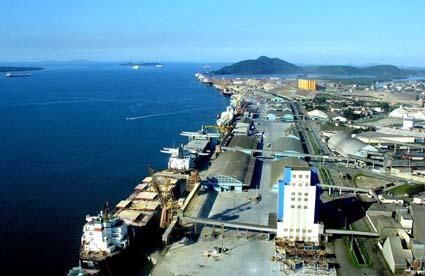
top-left (216, 106), bottom-right (234, 126)
top-left (161, 146), bottom-right (194, 171)
top-left (80, 207), bottom-right (129, 259)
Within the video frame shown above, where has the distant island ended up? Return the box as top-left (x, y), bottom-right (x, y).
top-left (304, 65), bottom-right (407, 78)
top-left (212, 56), bottom-right (424, 80)
top-left (212, 56), bottom-right (304, 75)
top-left (0, 66), bottom-right (43, 72)
top-left (121, 62), bottom-right (164, 67)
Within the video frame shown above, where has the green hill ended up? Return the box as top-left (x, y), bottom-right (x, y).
top-left (212, 56), bottom-right (304, 75)
top-left (306, 64), bottom-right (407, 77)
top-left (311, 65), bottom-right (361, 74)
top-left (360, 65), bottom-right (405, 76)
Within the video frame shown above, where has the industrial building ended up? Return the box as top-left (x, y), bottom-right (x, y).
top-left (265, 102), bottom-right (294, 122)
top-left (275, 158), bottom-right (323, 243)
top-left (328, 131), bottom-right (378, 157)
top-left (270, 136), bottom-right (304, 157)
top-left (206, 150), bottom-right (255, 192)
top-left (389, 106), bottom-right (425, 121)
top-left (410, 204), bottom-right (425, 242)
top-left (376, 127), bottom-right (425, 143)
top-left (232, 117), bottom-right (254, 136)
top-left (226, 135), bottom-right (258, 154)
top-left (308, 109), bottom-right (329, 121)
top-left (382, 235), bottom-right (413, 274)
top-left (356, 131), bottom-right (417, 144)
top-left (298, 79), bottom-right (316, 91)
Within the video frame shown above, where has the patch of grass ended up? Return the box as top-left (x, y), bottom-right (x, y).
top-left (343, 236), bottom-right (364, 269)
top-left (353, 173), bottom-right (365, 187)
top-left (389, 183), bottom-right (425, 196)
top-left (305, 130), bottom-right (320, 155)
top-left (318, 168), bottom-right (334, 186)
top-left (346, 224), bottom-right (372, 267)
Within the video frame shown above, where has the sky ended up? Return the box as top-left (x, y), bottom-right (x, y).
top-left (1, 0), bottom-right (425, 66)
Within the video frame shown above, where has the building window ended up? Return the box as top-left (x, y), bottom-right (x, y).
top-left (302, 229), bottom-right (306, 233)
top-left (297, 205), bottom-right (301, 209)
top-left (291, 198), bottom-right (295, 201)
top-left (291, 205), bottom-right (295, 208)
top-left (304, 198), bottom-right (308, 202)
top-left (304, 193), bottom-right (308, 196)
top-left (295, 229), bottom-right (300, 232)
top-left (284, 228), bottom-right (288, 232)
top-left (291, 192), bottom-right (295, 195)
top-left (304, 206), bottom-right (308, 209)
top-left (298, 192), bottom-right (302, 196)
top-left (298, 198), bottom-right (301, 201)
top-left (308, 230), bottom-right (312, 233)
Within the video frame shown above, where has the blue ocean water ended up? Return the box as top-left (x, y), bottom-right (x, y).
top-left (0, 63), bottom-right (227, 275)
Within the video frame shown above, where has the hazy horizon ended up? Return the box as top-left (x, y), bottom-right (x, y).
top-left (2, 0), bottom-right (425, 66)
top-left (1, 58), bottom-right (424, 69)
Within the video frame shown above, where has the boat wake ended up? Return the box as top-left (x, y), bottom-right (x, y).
top-left (126, 107), bottom-right (213, 121)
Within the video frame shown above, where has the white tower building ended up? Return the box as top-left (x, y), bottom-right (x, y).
top-left (276, 158), bottom-right (323, 244)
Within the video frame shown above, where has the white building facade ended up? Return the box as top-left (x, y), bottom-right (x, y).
top-left (276, 165), bottom-right (323, 244)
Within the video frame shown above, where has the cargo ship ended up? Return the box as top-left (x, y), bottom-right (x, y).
top-left (78, 203), bottom-right (130, 275)
top-left (216, 106), bottom-right (234, 126)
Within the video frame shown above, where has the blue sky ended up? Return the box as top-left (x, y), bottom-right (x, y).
top-left (1, 0), bottom-right (424, 66)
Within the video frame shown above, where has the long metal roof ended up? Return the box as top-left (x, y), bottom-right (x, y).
top-left (227, 135), bottom-right (257, 149)
top-left (207, 151), bottom-right (253, 185)
top-left (269, 157), bottom-right (310, 187)
top-left (328, 131), bottom-right (376, 157)
top-left (410, 204), bottom-right (425, 241)
top-left (270, 136), bottom-right (303, 154)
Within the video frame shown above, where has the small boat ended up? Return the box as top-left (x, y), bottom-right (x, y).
top-left (6, 73), bottom-right (31, 77)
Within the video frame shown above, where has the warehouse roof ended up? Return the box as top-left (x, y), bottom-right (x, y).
top-left (328, 131), bottom-right (377, 157)
top-left (377, 127), bottom-right (425, 139)
top-left (227, 135), bottom-right (257, 149)
top-left (410, 204), bottom-right (425, 241)
top-left (271, 136), bottom-right (303, 154)
top-left (308, 109), bottom-right (329, 120)
top-left (283, 126), bottom-right (300, 139)
top-left (207, 151), bottom-right (253, 186)
top-left (269, 157), bottom-right (310, 187)
top-left (383, 236), bottom-right (413, 268)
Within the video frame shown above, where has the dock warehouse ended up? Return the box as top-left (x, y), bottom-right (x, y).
top-left (206, 150), bottom-right (255, 192)
top-left (270, 136), bottom-right (304, 158)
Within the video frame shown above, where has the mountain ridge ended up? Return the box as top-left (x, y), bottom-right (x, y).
top-left (212, 56), bottom-right (421, 78)
top-left (211, 56), bottom-right (304, 75)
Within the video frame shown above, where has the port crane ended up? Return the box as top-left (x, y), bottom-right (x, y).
top-left (147, 166), bottom-right (178, 228)
top-left (202, 125), bottom-right (233, 135)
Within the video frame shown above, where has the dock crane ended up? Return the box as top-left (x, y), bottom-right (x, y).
top-left (147, 166), bottom-right (178, 228)
top-left (203, 125), bottom-right (233, 135)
